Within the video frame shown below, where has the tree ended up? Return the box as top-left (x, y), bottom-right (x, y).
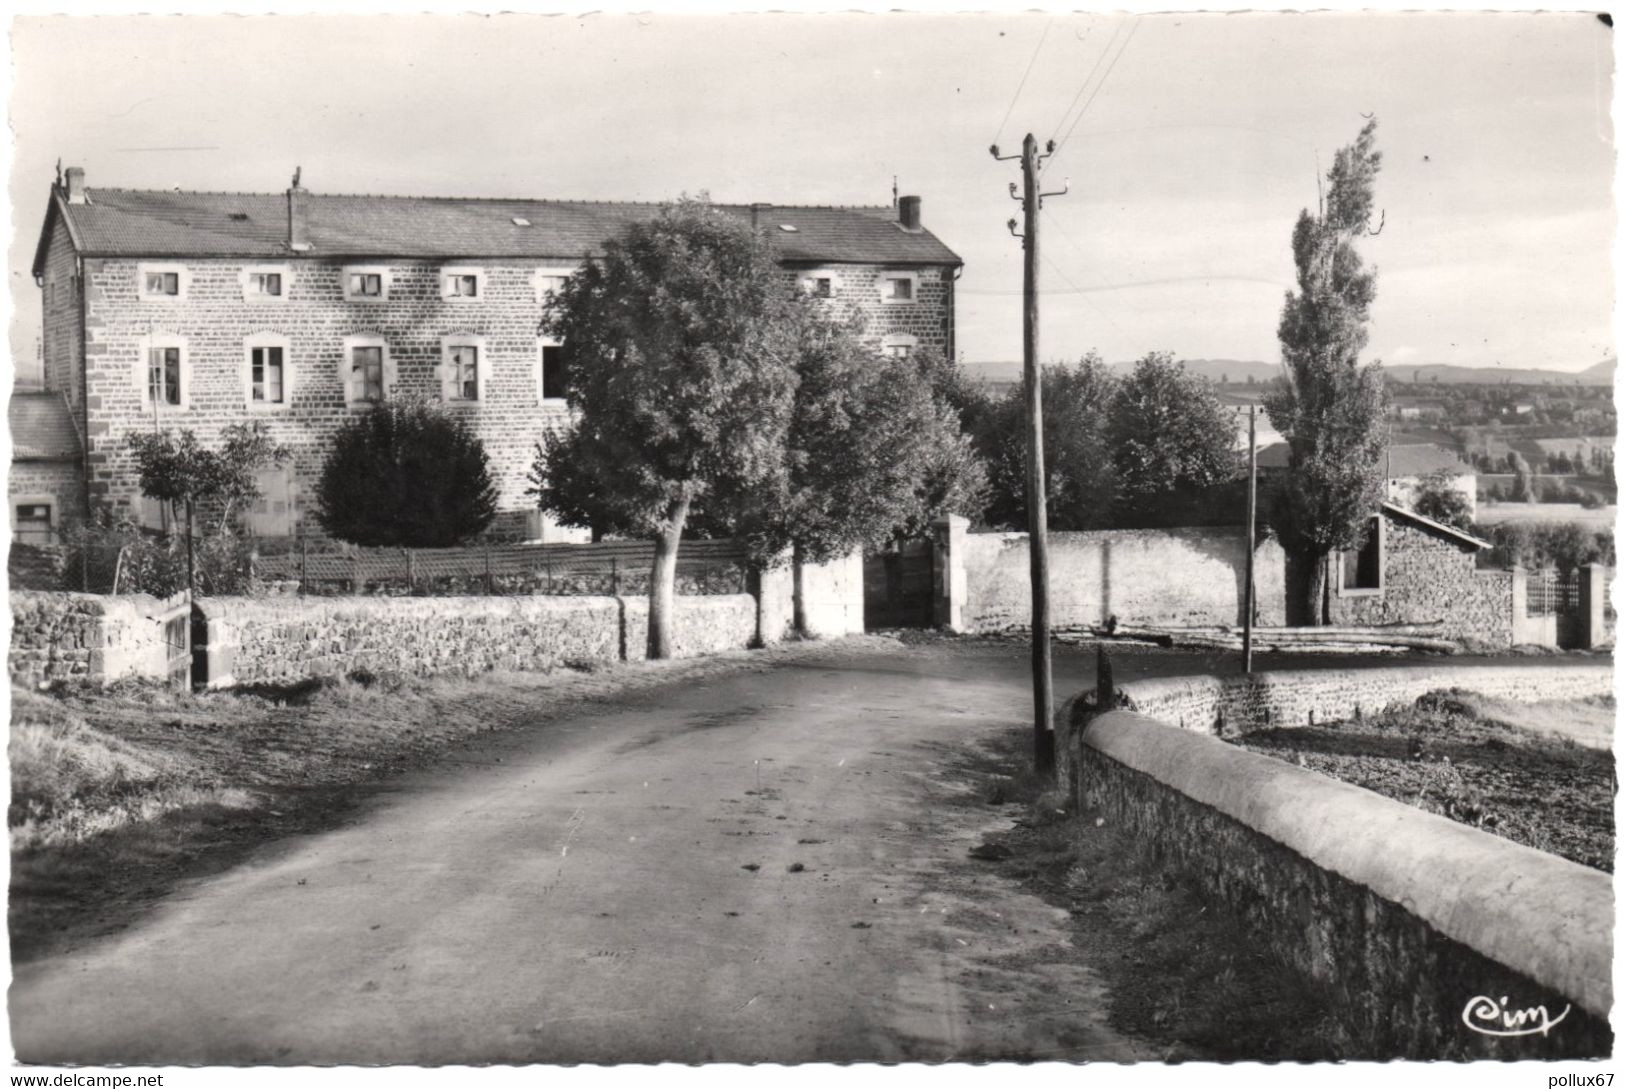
top-left (533, 198), bottom-right (799, 658)
top-left (967, 353), bottom-right (1119, 531)
top-left (1108, 351), bottom-right (1242, 521)
top-left (127, 421), bottom-right (290, 595)
top-left (717, 309), bottom-right (986, 632)
top-left (1264, 118), bottom-right (1390, 624)
top-left (1509, 451), bottom-right (1539, 502)
top-left (1410, 468), bottom-right (1474, 531)
top-left (316, 398), bottom-right (497, 547)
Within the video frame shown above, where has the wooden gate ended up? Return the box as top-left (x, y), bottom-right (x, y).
top-left (863, 538), bottom-right (935, 629)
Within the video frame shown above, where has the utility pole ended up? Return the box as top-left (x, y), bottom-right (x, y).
top-left (992, 133), bottom-right (1068, 777)
top-left (1243, 403), bottom-right (1257, 674)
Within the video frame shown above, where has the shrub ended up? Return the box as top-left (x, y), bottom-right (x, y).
top-left (316, 399), bottom-right (498, 547)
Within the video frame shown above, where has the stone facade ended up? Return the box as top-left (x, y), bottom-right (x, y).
top-left (34, 183), bottom-right (959, 542)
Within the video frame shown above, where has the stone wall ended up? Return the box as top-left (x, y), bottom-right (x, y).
top-left (1095, 661), bottom-right (1613, 738)
top-left (193, 593), bottom-right (760, 688)
top-left (946, 524), bottom-right (1288, 633)
top-left (1329, 514), bottom-right (1513, 645)
top-left (9, 590), bottom-right (177, 688)
top-left (1076, 709), bottom-right (1612, 1058)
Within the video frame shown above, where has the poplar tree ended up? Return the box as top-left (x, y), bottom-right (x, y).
top-left (1264, 118), bottom-right (1390, 624)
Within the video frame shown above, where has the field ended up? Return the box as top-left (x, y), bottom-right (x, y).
top-left (1474, 502), bottom-right (1617, 528)
top-left (1232, 691), bottom-right (1614, 871)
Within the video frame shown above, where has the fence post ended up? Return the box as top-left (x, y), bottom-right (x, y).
top-left (485, 541), bottom-right (495, 595)
top-left (300, 538), bottom-right (308, 595)
top-left (354, 552), bottom-right (363, 595)
top-left (612, 557), bottom-right (620, 596)
top-left (1580, 563), bottom-right (1608, 650)
top-left (407, 549), bottom-right (417, 595)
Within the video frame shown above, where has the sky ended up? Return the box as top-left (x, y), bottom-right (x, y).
top-left (6, 10), bottom-right (1616, 383)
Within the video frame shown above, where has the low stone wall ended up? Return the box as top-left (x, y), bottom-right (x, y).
top-left (620, 595), bottom-right (760, 662)
top-left (194, 593), bottom-right (760, 688)
top-left (9, 590), bottom-right (177, 688)
top-left (1078, 710), bottom-right (1612, 1058)
top-left (1102, 662), bottom-right (1614, 737)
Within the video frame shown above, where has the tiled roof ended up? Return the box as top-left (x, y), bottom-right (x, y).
top-left (39, 188), bottom-right (961, 269)
top-left (9, 391), bottom-right (81, 461)
top-left (1256, 441), bottom-right (1471, 478)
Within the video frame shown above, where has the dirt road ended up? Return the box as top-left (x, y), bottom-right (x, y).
top-left (12, 638), bottom-right (1172, 1065)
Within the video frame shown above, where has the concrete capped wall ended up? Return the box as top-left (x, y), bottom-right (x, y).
top-left (1077, 709), bottom-right (1612, 1057)
top-left (951, 526), bottom-right (1287, 633)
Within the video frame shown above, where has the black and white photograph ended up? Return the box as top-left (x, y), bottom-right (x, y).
top-left (2, 4), bottom-right (1616, 1078)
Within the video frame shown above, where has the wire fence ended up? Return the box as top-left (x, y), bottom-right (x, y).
top-left (249, 538), bottom-right (752, 597)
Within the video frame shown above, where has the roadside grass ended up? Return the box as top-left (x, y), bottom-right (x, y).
top-left (959, 730), bottom-right (1344, 1062)
top-left (9, 636), bottom-right (903, 963)
top-left (1234, 690), bottom-right (1614, 871)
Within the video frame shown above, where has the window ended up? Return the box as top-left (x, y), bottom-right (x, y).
top-left (244, 334), bottom-right (292, 408)
top-left (343, 266), bottom-right (390, 302)
top-left (439, 335), bottom-right (488, 402)
top-left (12, 499), bottom-right (54, 546)
top-left (242, 265), bottom-right (291, 301)
top-left (539, 339), bottom-right (568, 403)
top-left (342, 335), bottom-right (393, 406)
top-left (534, 267), bottom-right (574, 304)
top-left (246, 466), bottom-right (297, 538)
top-left (138, 263), bottom-right (188, 301)
top-left (352, 346), bottom-right (384, 402)
top-left (881, 334), bottom-right (918, 359)
top-left (799, 269), bottom-right (841, 299)
top-left (1341, 516), bottom-right (1383, 593)
top-left (442, 267), bottom-right (485, 300)
top-left (138, 336), bottom-right (188, 410)
top-left (880, 271), bottom-right (919, 304)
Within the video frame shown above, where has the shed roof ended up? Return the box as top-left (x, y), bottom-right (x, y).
top-left (1381, 501), bottom-right (1492, 550)
top-left (9, 391), bottom-right (81, 461)
top-left (35, 186), bottom-right (961, 274)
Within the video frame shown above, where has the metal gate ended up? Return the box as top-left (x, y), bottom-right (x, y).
top-left (863, 538), bottom-right (935, 629)
top-left (1526, 570), bottom-right (1584, 648)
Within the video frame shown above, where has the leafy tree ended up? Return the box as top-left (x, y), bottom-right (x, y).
top-left (128, 422), bottom-right (289, 595)
top-left (1264, 118), bottom-right (1390, 624)
top-left (533, 198), bottom-right (799, 658)
top-left (1108, 351), bottom-right (1242, 521)
top-left (1410, 468), bottom-right (1474, 531)
top-left (717, 311), bottom-right (986, 632)
top-left (967, 353), bottom-right (1119, 531)
top-left (316, 398), bottom-right (497, 548)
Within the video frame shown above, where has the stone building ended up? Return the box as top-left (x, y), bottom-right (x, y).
top-left (27, 167), bottom-right (961, 540)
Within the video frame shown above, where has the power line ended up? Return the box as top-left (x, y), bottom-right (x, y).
top-left (1047, 19), bottom-right (1121, 148)
top-left (1046, 17), bottom-right (1141, 174)
top-left (993, 19), bottom-right (1055, 149)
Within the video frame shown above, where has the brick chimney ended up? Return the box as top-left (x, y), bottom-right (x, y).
top-left (898, 194), bottom-right (922, 231)
top-left (287, 167), bottom-right (311, 252)
top-left (64, 166), bottom-right (87, 205)
top-left (750, 202), bottom-right (772, 230)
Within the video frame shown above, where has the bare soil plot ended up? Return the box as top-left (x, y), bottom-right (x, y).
top-left (1233, 691), bottom-right (1615, 872)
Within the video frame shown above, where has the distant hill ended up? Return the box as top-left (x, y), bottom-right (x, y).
top-left (965, 357), bottom-right (1615, 387)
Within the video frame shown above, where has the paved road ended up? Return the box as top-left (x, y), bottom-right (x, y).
top-left (11, 640), bottom-right (1164, 1065)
